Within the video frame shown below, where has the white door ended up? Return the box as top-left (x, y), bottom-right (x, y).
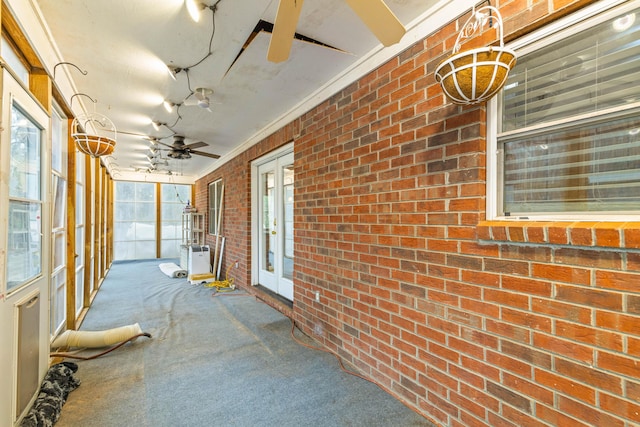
top-left (256, 151), bottom-right (294, 300)
top-left (0, 70), bottom-right (51, 423)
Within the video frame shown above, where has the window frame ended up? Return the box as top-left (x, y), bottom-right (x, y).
top-left (208, 179), bottom-right (223, 235)
top-left (487, 0), bottom-right (640, 222)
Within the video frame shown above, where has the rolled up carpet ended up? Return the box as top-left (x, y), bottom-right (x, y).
top-left (51, 323), bottom-right (144, 349)
top-left (159, 262), bottom-right (188, 278)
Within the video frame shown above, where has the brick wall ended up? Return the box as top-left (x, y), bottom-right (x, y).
top-left (195, 1), bottom-right (640, 425)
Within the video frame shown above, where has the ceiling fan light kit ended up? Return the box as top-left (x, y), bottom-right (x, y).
top-left (71, 112), bottom-right (117, 157)
top-left (434, 5), bottom-right (516, 105)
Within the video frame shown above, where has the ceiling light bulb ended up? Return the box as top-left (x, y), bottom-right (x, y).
top-left (152, 121), bottom-right (161, 131)
top-left (186, 0), bottom-right (203, 22)
top-left (163, 100), bottom-right (174, 113)
top-left (613, 13), bottom-right (635, 32)
top-left (167, 65), bottom-right (182, 81)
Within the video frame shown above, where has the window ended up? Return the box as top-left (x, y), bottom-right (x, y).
top-left (209, 180), bottom-right (223, 235)
top-left (7, 104), bottom-right (43, 290)
top-left (160, 184), bottom-right (191, 258)
top-left (50, 104), bottom-right (68, 336)
top-left (113, 182), bottom-right (157, 260)
top-left (1, 35), bottom-right (29, 85)
top-left (489, 1), bottom-right (640, 219)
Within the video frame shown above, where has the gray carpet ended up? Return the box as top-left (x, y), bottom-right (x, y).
top-left (55, 259), bottom-right (434, 427)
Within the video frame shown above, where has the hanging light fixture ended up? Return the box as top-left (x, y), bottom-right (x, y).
top-left (185, 0), bottom-right (217, 22)
top-left (163, 100), bottom-right (176, 113)
top-left (167, 65), bottom-right (183, 81)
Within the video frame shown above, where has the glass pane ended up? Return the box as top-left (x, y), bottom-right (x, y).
top-left (114, 241), bottom-right (135, 260)
top-left (75, 268), bottom-right (84, 314)
top-left (161, 239), bottom-right (181, 258)
top-left (1, 36), bottom-right (28, 85)
top-left (115, 202), bottom-right (135, 220)
top-left (75, 226), bottom-right (84, 267)
top-left (135, 183), bottom-right (155, 201)
top-left (262, 171), bottom-right (275, 272)
top-left (134, 222), bottom-right (155, 240)
top-left (208, 180), bottom-right (222, 235)
top-left (52, 175), bottom-right (66, 230)
top-left (161, 203), bottom-right (183, 221)
top-left (135, 202), bottom-right (155, 221)
top-left (161, 183), bottom-right (190, 203)
top-left (503, 114), bottom-right (640, 213)
top-left (162, 224), bottom-right (180, 240)
top-left (53, 232), bottom-right (65, 270)
top-left (135, 241), bottom-right (156, 259)
top-left (50, 269), bottom-right (66, 335)
top-left (7, 201), bottom-right (42, 290)
top-left (209, 182), bottom-right (216, 233)
top-left (76, 150), bottom-right (85, 183)
top-left (283, 164), bottom-right (294, 280)
top-left (51, 108), bottom-right (65, 174)
top-left (10, 104), bottom-right (41, 200)
top-left (501, 7), bottom-right (640, 131)
top-left (115, 182), bottom-right (135, 201)
top-left (76, 183), bottom-right (84, 226)
top-left (115, 222), bottom-right (132, 240)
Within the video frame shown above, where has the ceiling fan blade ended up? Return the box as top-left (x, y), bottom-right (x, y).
top-left (154, 139), bottom-right (177, 149)
top-left (190, 150), bottom-right (221, 159)
top-left (119, 129), bottom-right (150, 137)
top-left (345, 0), bottom-right (406, 47)
top-left (184, 141), bottom-right (208, 150)
top-left (267, 0), bottom-right (304, 63)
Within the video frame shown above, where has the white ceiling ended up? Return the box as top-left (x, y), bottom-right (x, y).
top-left (32, 0), bottom-right (464, 183)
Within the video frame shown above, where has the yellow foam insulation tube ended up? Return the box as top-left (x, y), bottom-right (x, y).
top-left (51, 323), bottom-right (144, 349)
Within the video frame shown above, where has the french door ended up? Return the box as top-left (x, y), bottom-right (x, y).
top-left (255, 151), bottom-right (294, 300)
top-left (0, 69), bottom-right (50, 423)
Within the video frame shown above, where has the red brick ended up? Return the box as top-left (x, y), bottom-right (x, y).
top-left (535, 369), bottom-right (596, 404)
top-left (533, 332), bottom-right (594, 363)
top-left (600, 393), bottom-right (640, 423)
top-left (556, 395), bottom-right (625, 427)
top-left (597, 351), bottom-right (640, 378)
top-left (532, 263), bottom-right (591, 285)
top-left (555, 358), bottom-right (622, 395)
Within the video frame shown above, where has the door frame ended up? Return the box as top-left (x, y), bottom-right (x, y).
top-left (250, 142), bottom-right (294, 297)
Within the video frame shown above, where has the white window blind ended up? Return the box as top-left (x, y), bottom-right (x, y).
top-left (498, 5), bottom-right (640, 215)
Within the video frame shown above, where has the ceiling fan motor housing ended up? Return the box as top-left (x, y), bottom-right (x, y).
top-left (168, 150), bottom-right (191, 159)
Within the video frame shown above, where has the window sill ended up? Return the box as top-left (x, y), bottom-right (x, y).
top-left (477, 220), bottom-right (640, 249)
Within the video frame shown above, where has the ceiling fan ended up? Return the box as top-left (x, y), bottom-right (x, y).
top-left (154, 135), bottom-right (221, 160)
top-left (267, 0), bottom-right (406, 63)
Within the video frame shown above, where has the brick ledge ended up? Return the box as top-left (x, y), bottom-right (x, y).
top-left (477, 221), bottom-right (640, 249)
